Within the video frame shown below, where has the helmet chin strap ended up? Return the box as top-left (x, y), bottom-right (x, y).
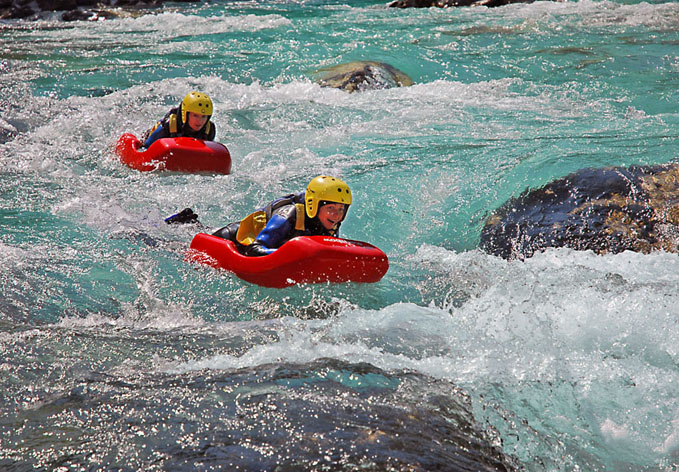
top-left (307, 202), bottom-right (349, 235)
top-left (305, 214), bottom-right (330, 234)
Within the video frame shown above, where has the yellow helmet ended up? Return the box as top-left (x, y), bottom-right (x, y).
top-left (180, 91), bottom-right (213, 123)
top-left (305, 175), bottom-right (352, 218)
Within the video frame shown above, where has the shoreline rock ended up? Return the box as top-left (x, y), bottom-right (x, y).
top-left (0, 0), bottom-right (194, 21)
top-left (389, 0), bottom-right (539, 7)
top-left (1, 0), bottom-right (561, 20)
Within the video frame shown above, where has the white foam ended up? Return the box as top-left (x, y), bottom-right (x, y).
top-left (601, 418), bottom-right (630, 441)
top-left (22, 12), bottom-right (292, 41)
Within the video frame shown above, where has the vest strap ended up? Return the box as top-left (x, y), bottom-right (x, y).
top-left (294, 204), bottom-right (305, 231)
top-left (169, 114), bottom-right (178, 134)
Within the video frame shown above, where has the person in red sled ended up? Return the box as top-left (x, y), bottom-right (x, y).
top-left (142, 91), bottom-right (216, 148)
top-left (212, 175), bottom-right (352, 257)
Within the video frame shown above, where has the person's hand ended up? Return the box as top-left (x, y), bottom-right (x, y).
top-left (244, 242), bottom-right (274, 257)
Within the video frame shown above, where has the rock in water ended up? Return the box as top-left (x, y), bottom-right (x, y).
top-left (389, 0), bottom-right (544, 7)
top-left (480, 163), bottom-right (679, 259)
top-left (313, 61), bottom-right (413, 92)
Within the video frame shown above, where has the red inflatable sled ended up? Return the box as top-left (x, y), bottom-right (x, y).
top-left (114, 133), bottom-right (231, 174)
top-left (187, 233), bottom-right (389, 288)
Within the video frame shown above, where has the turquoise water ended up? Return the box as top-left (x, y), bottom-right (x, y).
top-left (2, 0), bottom-right (679, 470)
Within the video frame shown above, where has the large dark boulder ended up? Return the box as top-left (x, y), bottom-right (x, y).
top-left (480, 163), bottom-right (679, 259)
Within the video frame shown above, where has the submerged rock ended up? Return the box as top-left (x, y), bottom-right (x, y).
top-left (480, 163), bottom-right (679, 260)
top-left (313, 61), bottom-right (413, 93)
top-left (0, 118), bottom-right (18, 144)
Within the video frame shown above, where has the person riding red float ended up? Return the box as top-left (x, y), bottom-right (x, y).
top-left (142, 91), bottom-right (216, 149)
top-left (212, 175), bottom-right (353, 256)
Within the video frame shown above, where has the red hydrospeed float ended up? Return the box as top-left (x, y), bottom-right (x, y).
top-left (187, 233), bottom-right (389, 288)
top-left (114, 133), bottom-right (231, 174)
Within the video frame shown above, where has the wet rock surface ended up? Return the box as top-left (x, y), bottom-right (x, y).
top-left (388, 0), bottom-right (546, 8)
top-left (313, 61), bottom-right (413, 93)
top-left (3, 358), bottom-right (519, 471)
top-left (0, 0), bottom-right (194, 21)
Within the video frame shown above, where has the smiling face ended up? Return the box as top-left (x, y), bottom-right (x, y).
top-left (317, 203), bottom-right (347, 230)
top-left (186, 112), bottom-right (209, 131)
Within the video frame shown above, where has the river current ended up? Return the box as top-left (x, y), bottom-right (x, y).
top-left (1, 0), bottom-right (678, 470)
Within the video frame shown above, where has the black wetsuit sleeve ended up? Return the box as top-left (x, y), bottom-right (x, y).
top-left (212, 222), bottom-right (240, 241)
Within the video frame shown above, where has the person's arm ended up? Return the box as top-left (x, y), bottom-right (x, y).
top-left (143, 124), bottom-right (168, 148)
top-left (245, 213), bottom-right (294, 257)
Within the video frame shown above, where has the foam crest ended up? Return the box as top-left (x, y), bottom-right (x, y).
top-left (56, 302), bottom-right (204, 332)
top-left (0, 241), bottom-right (33, 267)
top-left (23, 12), bottom-right (292, 40)
top-left (170, 312), bottom-right (426, 375)
top-left (499, 0), bottom-right (679, 31)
